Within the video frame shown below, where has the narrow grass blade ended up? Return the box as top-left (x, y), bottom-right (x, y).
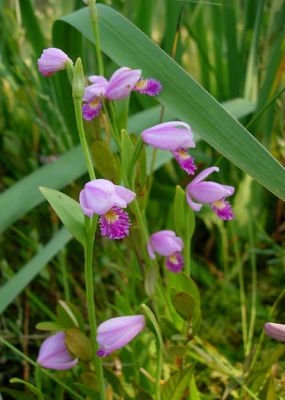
top-left (0, 228), bottom-right (71, 314)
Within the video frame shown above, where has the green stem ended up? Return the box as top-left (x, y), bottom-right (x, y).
top-left (84, 217), bottom-right (105, 400)
top-left (35, 364), bottom-right (42, 399)
top-left (0, 336), bottom-right (84, 400)
top-left (73, 98), bottom-right (95, 180)
top-left (246, 86), bottom-right (285, 129)
top-left (59, 249), bottom-right (70, 302)
top-left (245, 215), bottom-right (257, 356)
top-left (230, 222), bottom-right (248, 353)
top-left (133, 198), bottom-right (149, 248)
top-left (102, 101), bottom-right (121, 149)
top-left (141, 304), bottom-right (163, 400)
top-left (89, 0), bottom-right (104, 76)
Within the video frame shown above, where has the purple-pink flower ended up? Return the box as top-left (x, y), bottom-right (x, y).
top-left (142, 122), bottom-right (196, 175)
top-left (37, 332), bottom-right (77, 370)
top-left (186, 166), bottom-right (235, 220)
top-left (79, 179), bottom-right (136, 239)
top-left (147, 230), bottom-right (184, 273)
top-left (264, 322), bottom-right (285, 342)
top-left (96, 315), bottom-right (145, 357)
top-left (38, 48), bottom-right (71, 77)
top-left (82, 67), bottom-right (162, 120)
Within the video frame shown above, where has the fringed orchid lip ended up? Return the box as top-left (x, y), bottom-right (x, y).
top-left (99, 206), bottom-right (131, 240)
top-left (134, 78), bottom-right (162, 96)
top-left (172, 148), bottom-right (197, 175)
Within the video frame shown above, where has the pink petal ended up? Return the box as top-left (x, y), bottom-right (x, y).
top-left (186, 191), bottom-right (202, 212)
top-left (190, 166), bottom-right (219, 185)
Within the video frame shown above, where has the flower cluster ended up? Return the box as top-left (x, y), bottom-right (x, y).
top-left (37, 46), bottom-right (236, 371)
top-left (82, 67), bottom-right (161, 121)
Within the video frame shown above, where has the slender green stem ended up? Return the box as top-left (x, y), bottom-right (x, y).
top-left (0, 336), bottom-right (84, 400)
top-left (88, 0), bottom-right (104, 76)
top-left (246, 86), bottom-right (285, 129)
top-left (35, 364), bottom-right (42, 399)
top-left (59, 249), bottom-right (70, 302)
top-left (133, 198), bottom-right (149, 247)
top-left (245, 215), bottom-right (257, 356)
top-left (102, 101), bottom-right (121, 149)
top-left (73, 98), bottom-right (95, 180)
top-left (84, 217), bottom-right (105, 400)
top-left (141, 304), bottom-right (163, 400)
top-left (230, 222), bottom-right (248, 353)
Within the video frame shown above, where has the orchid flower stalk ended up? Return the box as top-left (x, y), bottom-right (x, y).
top-left (71, 58), bottom-right (106, 400)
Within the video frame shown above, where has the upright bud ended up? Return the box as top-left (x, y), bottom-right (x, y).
top-left (72, 58), bottom-right (85, 100)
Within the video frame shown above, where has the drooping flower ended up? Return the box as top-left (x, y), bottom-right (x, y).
top-left (96, 315), bottom-right (145, 357)
top-left (186, 166), bottom-right (235, 220)
top-left (105, 67), bottom-right (142, 100)
top-left (38, 48), bottom-right (71, 77)
top-left (147, 230), bottom-right (184, 273)
top-left (82, 67), bottom-right (162, 121)
top-left (134, 78), bottom-right (162, 96)
top-left (37, 332), bottom-right (77, 370)
top-left (264, 322), bottom-right (285, 342)
top-left (142, 122), bottom-right (196, 175)
top-left (79, 179), bottom-right (136, 239)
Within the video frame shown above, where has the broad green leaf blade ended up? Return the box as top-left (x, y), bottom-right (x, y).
top-left (54, 5), bottom-right (285, 200)
top-left (0, 146), bottom-right (86, 233)
top-left (162, 365), bottom-right (193, 400)
top-left (40, 187), bottom-right (85, 245)
top-left (0, 100), bottom-right (255, 235)
top-left (0, 228), bottom-right (71, 314)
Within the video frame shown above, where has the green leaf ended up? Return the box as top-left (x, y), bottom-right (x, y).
top-left (144, 265), bottom-right (158, 297)
top-left (92, 140), bottom-right (120, 183)
top-left (19, 0), bottom-right (46, 56)
top-left (65, 328), bottom-right (93, 361)
top-left (0, 146), bottom-right (85, 234)
top-left (10, 378), bottom-right (43, 399)
top-left (120, 129), bottom-right (134, 185)
top-left (162, 365), bottom-right (193, 400)
top-left (189, 375), bottom-right (201, 400)
top-left (54, 5), bottom-right (285, 200)
top-left (170, 273), bottom-right (200, 305)
top-left (56, 300), bottom-right (85, 330)
top-left (173, 186), bottom-right (186, 237)
top-left (0, 228), bottom-right (71, 314)
top-left (40, 187), bottom-right (85, 246)
top-left (36, 321), bottom-right (63, 331)
top-left (172, 291), bottom-right (197, 320)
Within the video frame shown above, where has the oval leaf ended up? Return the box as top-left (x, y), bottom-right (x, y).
top-left (40, 186), bottom-right (85, 246)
